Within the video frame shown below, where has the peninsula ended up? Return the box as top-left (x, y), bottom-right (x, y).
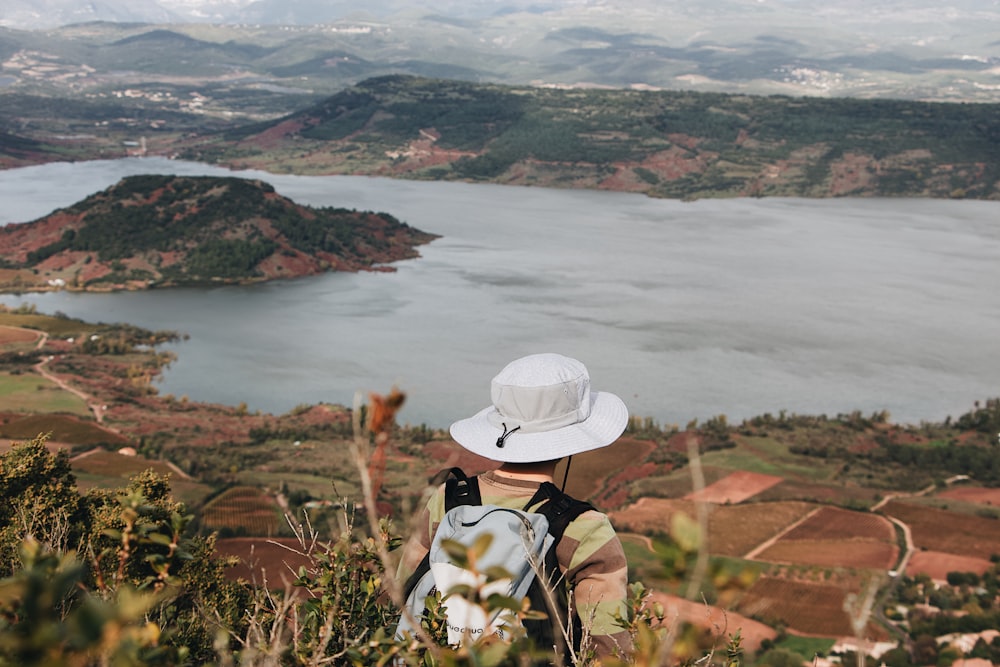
top-left (0, 174), bottom-right (438, 292)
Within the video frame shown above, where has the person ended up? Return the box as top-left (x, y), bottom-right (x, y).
top-left (397, 352), bottom-right (632, 662)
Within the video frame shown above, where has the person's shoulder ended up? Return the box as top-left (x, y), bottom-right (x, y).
top-left (565, 506), bottom-right (619, 542)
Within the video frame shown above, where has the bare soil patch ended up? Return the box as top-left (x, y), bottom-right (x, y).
top-left (907, 550), bottom-right (994, 581)
top-left (937, 486), bottom-right (1000, 506)
top-left (214, 537), bottom-right (312, 586)
top-left (646, 591), bottom-right (777, 654)
top-left (0, 325), bottom-right (41, 344)
top-left (684, 470), bottom-right (784, 504)
top-left (755, 539), bottom-right (898, 570)
top-left (737, 576), bottom-right (888, 639)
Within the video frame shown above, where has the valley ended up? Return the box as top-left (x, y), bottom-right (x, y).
top-left (2, 305), bottom-right (999, 665)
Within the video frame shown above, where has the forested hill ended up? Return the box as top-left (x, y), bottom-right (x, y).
top-left (0, 174), bottom-right (437, 292)
top-left (186, 75), bottom-right (1000, 201)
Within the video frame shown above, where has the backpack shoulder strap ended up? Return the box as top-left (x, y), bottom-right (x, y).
top-left (523, 482), bottom-right (595, 543)
top-left (443, 467), bottom-right (482, 510)
top-left (520, 483), bottom-right (595, 654)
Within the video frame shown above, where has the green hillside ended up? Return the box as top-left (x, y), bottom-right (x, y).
top-left (0, 174), bottom-right (437, 291)
top-left (189, 75), bottom-right (1000, 200)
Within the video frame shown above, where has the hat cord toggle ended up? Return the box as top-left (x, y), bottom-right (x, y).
top-left (495, 423), bottom-right (521, 448)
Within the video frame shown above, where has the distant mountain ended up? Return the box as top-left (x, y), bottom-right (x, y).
top-left (185, 75), bottom-right (1000, 201)
top-left (1, 1), bottom-right (998, 104)
top-left (0, 174), bottom-right (437, 291)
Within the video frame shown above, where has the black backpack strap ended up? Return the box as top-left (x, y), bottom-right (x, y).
top-left (443, 467), bottom-right (482, 510)
top-left (522, 482), bottom-right (595, 658)
top-left (524, 481), bottom-right (594, 542)
top-left (402, 468), bottom-right (481, 599)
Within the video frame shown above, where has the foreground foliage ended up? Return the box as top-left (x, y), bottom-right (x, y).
top-left (0, 435), bottom-right (746, 666)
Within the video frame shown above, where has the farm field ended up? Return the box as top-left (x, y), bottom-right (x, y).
top-left (907, 550), bottom-right (995, 581)
top-left (645, 591), bottom-right (778, 655)
top-left (609, 498), bottom-right (817, 558)
top-left (214, 537), bottom-right (313, 586)
top-left (736, 576), bottom-right (889, 639)
top-left (561, 437), bottom-right (661, 508)
top-left (628, 465), bottom-right (735, 502)
top-left (0, 372), bottom-right (91, 415)
top-left (754, 539), bottom-right (898, 570)
top-left (236, 470), bottom-right (344, 502)
top-left (753, 478), bottom-right (883, 507)
top-left (0, 412), bottom-right (128, 446)
top-left (0, 312), bottom-right (94, 338)
top-left (71, 449), bottom-right (179, 480)
top-left (684, 470), bottom-right (783, 504)
top-left (781, 507), bottom-right (896, 542)
top-left (0, 324), bottom-right (41, 351)
top-left (70, 449), bottom-right (213, 506)
top-left (201, 486), bottom-right (283, 536)
top-left (698, 436), bottom-right (839, 482)
top-left (752, 506), bottom-right (898, 569)
top-left (882, 500), bottom-right (1000, 560)
top-left (936, 485), bottom-right (1000, 506)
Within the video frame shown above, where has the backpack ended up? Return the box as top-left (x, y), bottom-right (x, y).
top-left (396, 468), bottom-right (594, 656)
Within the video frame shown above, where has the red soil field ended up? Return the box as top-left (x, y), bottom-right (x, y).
top-left (906, 550), bottom-right (995, 582)
top-left (0, 413), bottom-right (129, 446)
top-left (70, 449), bottom-right (178, 480)
top-left (202, 487), bottom-right (282, 536)
top-left (609, 498), bottom-right (817, 557)
top-left (737, 576), bottom-right (889, 639)
top-left (214, 537), bottom-right (312, 587)
top-left (937, 486), bottom-right (1000, 506)
top-left (755, 539), bottom-right (898, 570)
top-left (882, 500), bottom-right (1000, 560)
top-left (782, 506), bottom-right (896, 542)
top-left (684, 470), bottom-right (784, 504)
top-left (0, 325), bottom-right (41, 344)
top-left (645, 591), bottom-right (777, 654)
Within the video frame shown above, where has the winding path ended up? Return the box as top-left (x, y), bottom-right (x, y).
top-left (32, 342), bottom-right (109, 424)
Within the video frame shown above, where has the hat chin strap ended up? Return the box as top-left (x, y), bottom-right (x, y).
top-left (560, 455), bottom-right (573, 493)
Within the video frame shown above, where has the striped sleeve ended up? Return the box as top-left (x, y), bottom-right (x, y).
top-left (558, 509), bottom-right (632, 661)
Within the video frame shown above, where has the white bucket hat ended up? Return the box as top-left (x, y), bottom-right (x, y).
top-left (449, 353), bottom-right (629, 463)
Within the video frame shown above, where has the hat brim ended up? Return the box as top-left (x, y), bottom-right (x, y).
top-left (449, 390), bottom-right (629, 463)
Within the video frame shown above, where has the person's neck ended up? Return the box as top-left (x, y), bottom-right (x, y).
top-left (495, 460), bottom-right (558, 484)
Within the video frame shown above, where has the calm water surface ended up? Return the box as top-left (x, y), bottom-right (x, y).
top-left (1, 158), bottom-right (998, 428)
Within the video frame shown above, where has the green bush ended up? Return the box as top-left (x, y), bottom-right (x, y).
top-left (0, 434), bottom-right (745, 666)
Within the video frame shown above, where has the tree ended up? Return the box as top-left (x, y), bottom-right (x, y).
top-left (0, 436), bottom-right (85, 575)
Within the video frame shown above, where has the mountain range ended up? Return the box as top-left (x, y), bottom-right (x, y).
top-left (2, 1), bottom-right (998, 103)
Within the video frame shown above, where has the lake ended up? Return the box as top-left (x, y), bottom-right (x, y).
top-left (1, 158), bottom-right (998, 429)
